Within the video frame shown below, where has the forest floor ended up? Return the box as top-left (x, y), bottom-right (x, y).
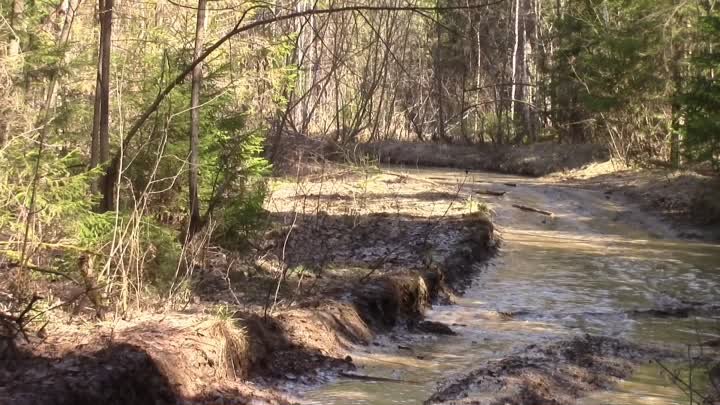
top-left (1, 166), bottom-right (495, 405)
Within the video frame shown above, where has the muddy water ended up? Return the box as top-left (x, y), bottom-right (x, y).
top-left (301, 168), bottom-right (720, 405)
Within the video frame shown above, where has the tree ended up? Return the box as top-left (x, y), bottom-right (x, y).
top-left (188, 0), bottom-right (207, 237)
top-left (682, 6), bottom-right (720, 169)
top-left (8, 0), bottom-right (24, 58)
top-left (93, 0), bottom-right (114, 212)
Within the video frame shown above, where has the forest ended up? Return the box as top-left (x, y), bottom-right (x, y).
top-left (1, 0), bottom-right (719, 404)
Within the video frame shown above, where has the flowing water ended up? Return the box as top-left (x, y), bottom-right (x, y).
top-left (301, 168), bottom-right (720, 405)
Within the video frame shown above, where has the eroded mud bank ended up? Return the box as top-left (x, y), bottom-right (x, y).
top-left (426, 335), bottom-right (675, 405)
top-left (1, 171), bottom-right (495, 405)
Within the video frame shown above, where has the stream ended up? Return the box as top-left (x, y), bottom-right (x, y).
top-left (301, 168), bottom-right (720, 405)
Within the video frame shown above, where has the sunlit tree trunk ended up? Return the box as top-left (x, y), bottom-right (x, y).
top-left (510, 0), bottom-right (520, 129)
top-left (90, 54), bottom-right (102, 189)
top-left (8, 0), bottom-right (24, 58)
top-left (2, 0), bottom-right (26, 146)
top-left (40, 0), bottom-right (80, 131)
top-left (90, 1), bottom-right (102, 184)
top-left (434, 20), bottom-right (447, 142)
top-left (670, 38), bottom-right (683, 169)
top-left (188, 0), bottom-right (207, 236)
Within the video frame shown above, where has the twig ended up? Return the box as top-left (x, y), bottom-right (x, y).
top-left (655, 359), bottom-right (709, 403)
top-left (266, 154), bottom-right (303, 318)
top-left (340, 371), bottom-right (420, 384)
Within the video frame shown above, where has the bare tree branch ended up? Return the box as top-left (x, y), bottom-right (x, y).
top-left (104, 1), bottom-right (507, 195)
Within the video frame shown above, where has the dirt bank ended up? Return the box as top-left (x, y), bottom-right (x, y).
top-left (273, 135), bottom-right (718, 240)
top-left (426, 335), bottom-right (675, 405)
top-left (1, 168), bottom-right (495, 405)
top-left (270, 134), bottom-right (609, 177)
top-left (552, 161), bottom-right (720, 240)
top-left (358, 141), bottom-right (609, 177)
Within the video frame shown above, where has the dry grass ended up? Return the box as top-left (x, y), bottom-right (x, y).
top-left (209, 318), bottom-right (249, 379)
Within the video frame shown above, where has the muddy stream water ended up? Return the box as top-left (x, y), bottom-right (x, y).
top-left (301, 168), bottom-right (720, 405)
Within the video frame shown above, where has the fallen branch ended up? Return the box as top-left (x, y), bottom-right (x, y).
top-left (341, 371), bottom-right (420, 384)
top-left (6, 261), bottom-right (79, 284)
top-left (0, 295), bottom-right (42, 343)
top-left (512, 204), bottom-right (553, 216)
top-left (503, 183), bottom-right (518, 187)
top-left (382, 170), bottom-right (441, 187)
top-left (476, 190), bottom-right (506, 197)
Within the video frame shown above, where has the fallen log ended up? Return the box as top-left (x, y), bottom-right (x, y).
top-left (503, 183), bottom-right (517, 187)
top-left (382, 170), bottom-right (441, 186)
top-left (476, 190), bottom-right (507, 197)
top-left (341, 372), bottom-right (420, 384)
top-left (512, 204), bottom-right (554, 216)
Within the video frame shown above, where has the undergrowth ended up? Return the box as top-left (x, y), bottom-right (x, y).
top-left (0, 127), bottom-right (270, 319)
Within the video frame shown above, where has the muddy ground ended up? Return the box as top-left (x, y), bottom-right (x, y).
top-left (274, 136), bottom-right (718, 240)
top-left (271, 135), bottom-right (609, 178)
top-left (360, 141), bottom-right (610, 177)
top-left (359, 141), bottom-right (719, 240)
top-left (1, 168), bottom-right (495, 405)
top-left (551, 161), bottom-right (720, 240)
top-left (426, 335), bottom-right (676, 405)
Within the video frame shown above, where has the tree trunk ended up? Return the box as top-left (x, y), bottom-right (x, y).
top-left (670, 27), bottom-right (683, 169)
top-left (96, 0), bottom-right (114, 212)
top-left (40, 0), bottom-right (80, 134)
top-left (90, 1), bottom-right (103, 185)
top-left (2, 0), bottom-right (25, 146)
top-left (8, 0), bottom-right (24, 57)
top-left (510, 0), bottom-right (521, 129)
top-left (519, 3), bottom-right (531, 143)
top-left (188, 0), bottom-right (207, 236)
top-left (434, 22), bottom-right (447, 142)
top-left (90, 55), bottom-right (102, 187)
